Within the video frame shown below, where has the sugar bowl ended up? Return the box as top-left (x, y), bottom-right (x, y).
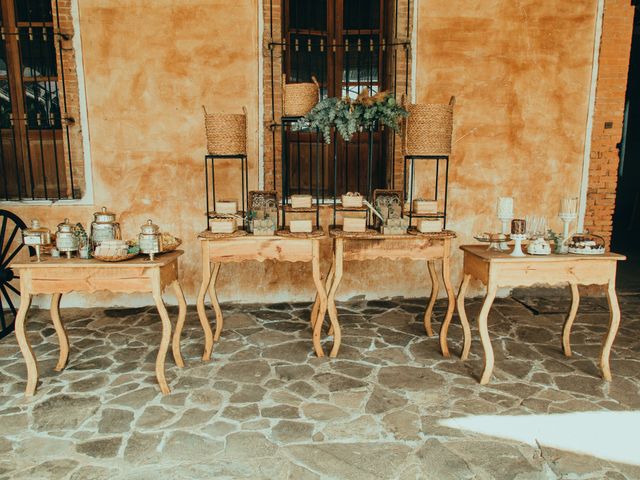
top-left (138, 219), bottom-right (162, 261)
top-left (22, 219), bottom-right (51, 262)
top-left (90, 207), bottom-right (121, 249)
top-left (56, 218), bottom-right (79, 259)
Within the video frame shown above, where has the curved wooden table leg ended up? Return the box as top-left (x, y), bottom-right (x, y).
top-left (312, 260), bottom-right (334, 330)
top-left (600, 279), bottom-right (621, 381)
top-left (207, 262), bottom-right (223, 341)
top-left (327, 238), bottom-right (343, 357)
top-left (152, 277), bottom-right (172, 395)
top-left (171, 281), bottom-right (187, 368)
top-left (457, 274), bottom-right (472, 360)
top-left (311, 240), bottom-right (328, 357)
top-left (439, 255), bottom-right (457, 358)
top-left (478, 285), bottom-right (498, 385)
top-left (562, 283), bottom-right (580, 357)
top-left (50, 293), bottom-right (69, 372)
top-left (423, 260), bottom-right (439, 337)
top-left (196, 257), bottom-right (214, 361)
top-left (15, 293), bottom-right (37, 396)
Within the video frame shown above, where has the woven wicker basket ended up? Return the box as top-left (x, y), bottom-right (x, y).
top-left (202, 105), bottom-right (247, 155)
top-left (282, 74), bottom-right (320, 117)
top-left (403, 96), bottom-right (455, 156)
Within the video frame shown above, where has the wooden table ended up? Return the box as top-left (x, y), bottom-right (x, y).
top-left (455, 245), bottom-right (626, 384)
top-left (195, 231), bottom-right (332, 358)
top-left (315, 228), bottom-right (457, 357)
top-left (11, 250), bottom-right (187, 396)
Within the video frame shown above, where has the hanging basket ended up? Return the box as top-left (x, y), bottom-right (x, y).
top-left (403, 96), bottom-right (455, 156)
top-left (282, 74), bottom-right (320, 118)
top-left (202, 105), bottom-right (247, 156)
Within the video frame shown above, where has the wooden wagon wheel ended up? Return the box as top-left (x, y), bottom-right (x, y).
top-left (0, 210), bottom-right (34, 339)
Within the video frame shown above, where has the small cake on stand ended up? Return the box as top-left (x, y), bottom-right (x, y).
top-left (510, 218), bottom-right (527, 257)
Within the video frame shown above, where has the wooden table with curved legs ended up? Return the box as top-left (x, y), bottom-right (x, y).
top-left (454, 245), bottom-right (626, 384)
top-left (194, 232), bottom-right (333, 358)
top-left (11, 250), bottom-right (187, 396)
top-left (312, 229), bottom-right (457, 357)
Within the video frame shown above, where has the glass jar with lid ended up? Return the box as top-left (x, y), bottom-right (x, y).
top-left (138, 219), bottom-right (162, 261)
top-left (22, 219), bottom-right (51, 262)
top-left (56, 218), bottom-right (79, 258)
top-left (90, 207), bottom-right (121, 249)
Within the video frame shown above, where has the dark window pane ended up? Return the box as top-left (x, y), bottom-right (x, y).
top-left (15, 0), bottom-right (53, 23)
top-left (288, 34), bottom-right (327, 89)
top-left (25, 81), bottom-right (60, 129)
top-left (0, 40), bottom-right (7, 76)
top-left (342, 34), bottom-right (379, 89)
top-left (19, 27), bottom-right (57, 78)
top-left (289, 0), bottom-right (326, 31)
top-left (0, 80), bottom-right (11, 128)
top-left (343, 0), bottom-right (380, 30)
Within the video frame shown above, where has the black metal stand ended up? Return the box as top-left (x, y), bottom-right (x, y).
top-left (280, 116), bottom-right (321, 229)
top-left (402, 155), bottom-right (450, 229)
top-left (205, 154), bottom-right (249, 231)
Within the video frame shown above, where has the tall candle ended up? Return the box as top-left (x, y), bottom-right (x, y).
top-left (497, 197), bottom-right (514, 219)
top-left (560, 197), bottom-right (578, 216)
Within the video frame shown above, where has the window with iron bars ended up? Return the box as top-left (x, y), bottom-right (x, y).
top-left (265, 0), bottom-right (412, 199)
top-left (0, 0), bottom-right (80, 201)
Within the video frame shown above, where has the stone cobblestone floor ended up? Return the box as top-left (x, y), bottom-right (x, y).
top-left (1, 292), bottom-right (639, 479)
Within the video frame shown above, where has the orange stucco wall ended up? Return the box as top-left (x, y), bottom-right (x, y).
top-left (5, 0), bottom-right (598, 307)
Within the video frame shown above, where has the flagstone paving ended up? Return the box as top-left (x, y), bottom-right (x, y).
top-left (1, 292), bottom-right (639, 479)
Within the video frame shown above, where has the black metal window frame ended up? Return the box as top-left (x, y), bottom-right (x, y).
top-left (0, 0), bottom-right (77, 201)
top-left (267, 0), bottom-right (412, 199)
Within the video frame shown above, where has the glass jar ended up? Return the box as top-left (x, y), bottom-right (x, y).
top-left (22, 219), bottom-right (51, 262)
top-left (138, 219), bottom-right (161, 260)
top-left (56, 218), bottom-right (79, 258)
top-left (90, 207), bottom-right (121, 249)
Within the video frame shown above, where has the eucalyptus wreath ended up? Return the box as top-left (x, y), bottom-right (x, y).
top-left (295, 90), bottom-right (408, 144)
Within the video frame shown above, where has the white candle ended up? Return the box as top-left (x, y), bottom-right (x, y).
top-left (497, 197), bottom-right (514, 219)
top-left (560, 197), bottom-right (578, 216)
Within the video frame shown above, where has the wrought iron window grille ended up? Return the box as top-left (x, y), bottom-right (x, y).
top-left (265, 0), bottom-right (412, 200)
top-left (0, 0), bottom-right (79, 201)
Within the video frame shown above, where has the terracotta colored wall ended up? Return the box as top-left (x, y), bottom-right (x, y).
top-left (414, 0), bottom-right (597, 292)
top-left (8, 0), bottom-right (262, 307)
top-left (6, 0), bottom-right (602, 307)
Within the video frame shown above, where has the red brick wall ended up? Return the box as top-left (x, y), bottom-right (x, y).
top-left (584, 0), bottom-right (636, 247)
top-left (51, 0), bottom-right (85, 198)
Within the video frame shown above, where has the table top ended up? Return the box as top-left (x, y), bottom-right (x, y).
top-left (198, 230), bottom-right (326, 241)
top-left (329, 226), bottom-right (456, 240)
top-left (11, 250), bottom-right (183, 269)
top-left (460, 245), bottom-right (626, 262)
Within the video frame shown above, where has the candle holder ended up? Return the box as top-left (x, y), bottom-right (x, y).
top-left (557, 212), bottom-right (576, 254)
top-left (497, 197), bottom-right (514, 251)
top-left (498, 216), bottom-right (513, 251)
top-left (510, 234), bottom-right (527, 257)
